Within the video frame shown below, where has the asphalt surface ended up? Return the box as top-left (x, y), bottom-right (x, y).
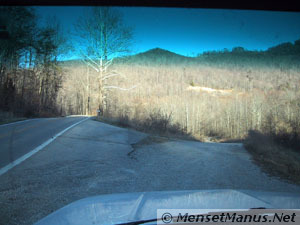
top-left (0, 116), bottom-right (88, 169)
top-left (0, 119), bottom-right (300, 225)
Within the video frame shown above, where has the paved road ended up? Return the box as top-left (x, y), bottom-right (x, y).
top-left (0, 119), bottom-right (300, 225)
top-left (0, 116), bottom-right (88, 169)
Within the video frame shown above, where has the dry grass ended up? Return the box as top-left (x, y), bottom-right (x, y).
top-left (244, 130), bottom-right (300, 184)
top-left (94, 112), bottom-right (197, 142)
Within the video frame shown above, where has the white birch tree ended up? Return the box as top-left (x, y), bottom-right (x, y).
top-left (75, 7), bottom-right (136, 115)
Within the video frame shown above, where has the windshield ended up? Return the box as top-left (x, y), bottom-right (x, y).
top-left (0, 5), bottom-right (300, 225)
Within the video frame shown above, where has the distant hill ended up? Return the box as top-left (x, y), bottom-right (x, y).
top-left (116, 48), bottom-right (195, 65)
top-left (60, 48), bottom-right (196, 66)
top-left (133, 48), bottom-right (189, 60)
top-left (60, 39), bottom-right (300, 68)
top-left (196, 38), bottom-right (300, 68)
top-left (266, 39), bottom-right (300, 55)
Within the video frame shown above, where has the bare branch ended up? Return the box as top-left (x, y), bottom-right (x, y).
top-left (101, 73), bottom-right (121, 81)
top-left (101, 70), bottom-right (126, 81)
top-left (104, 58), bottom-right (113, 67)
top-left (80, 49), bottom-right (99, 67)
top-left (81, 59), bottom-right (99, 72)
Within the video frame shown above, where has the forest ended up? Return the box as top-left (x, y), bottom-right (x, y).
top-left (1, 6), bottom-right (300, 144)
top-left (61, 42), bottom-right (300, 143)
top-left (0, 6), bottom-right (68, 119)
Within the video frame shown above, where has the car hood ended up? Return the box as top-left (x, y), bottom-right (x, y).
top-left (35, 189), bottom-right (300, 225)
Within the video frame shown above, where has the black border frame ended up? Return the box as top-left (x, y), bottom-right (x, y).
top-left (0, 0), bottom-right (299, 12)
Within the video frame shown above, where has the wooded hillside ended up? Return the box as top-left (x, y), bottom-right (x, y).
top-left (1, 6), bottom-right (299, 142)
top-left (60, 40), bottom-right (300, 140)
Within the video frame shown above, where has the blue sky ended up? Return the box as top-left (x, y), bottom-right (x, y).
top-left (36, 6), bottom-right (300, 59)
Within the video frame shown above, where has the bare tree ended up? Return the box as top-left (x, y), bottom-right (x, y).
top-left (75, 7), bottom-right (136, 115)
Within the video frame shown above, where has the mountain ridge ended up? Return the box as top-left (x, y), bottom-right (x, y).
top-left (60, 38), bottom-right (300, 66)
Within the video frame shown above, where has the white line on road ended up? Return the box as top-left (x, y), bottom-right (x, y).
top-left (0, 117), bottom-right (90, 176)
